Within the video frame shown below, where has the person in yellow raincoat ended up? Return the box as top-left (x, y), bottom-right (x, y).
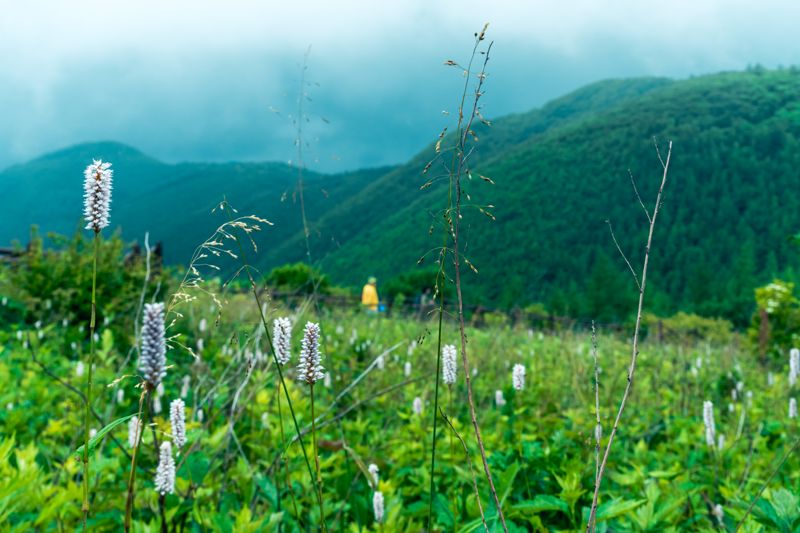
top-left (361, 276), bottom-right (379, 313)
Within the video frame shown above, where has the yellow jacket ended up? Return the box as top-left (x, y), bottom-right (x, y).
top-left (361, 283), bottom-right (379, 311)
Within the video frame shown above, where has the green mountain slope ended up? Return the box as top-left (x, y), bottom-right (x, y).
top-left (0, 141), bottom-right (394, 265)
top-left (3, 70), bottom-right (799, 325)
top-left (316, 69), bottom-right (800, 325)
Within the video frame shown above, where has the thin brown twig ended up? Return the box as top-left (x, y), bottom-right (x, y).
top-left (586, 141), bottom-right (672, 532)
top-left (628, 170), bottom-right (652, 224)
top-left (591, 322), bottom-right (601, 483)
top-left (606, 220), bottom-right (641, 292)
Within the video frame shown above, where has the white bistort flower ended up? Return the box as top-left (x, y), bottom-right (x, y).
top-left (495, 390), bottom-right (506, 407)
top-left (790, 398), bottom-right (798, 419)
top-left (128, 415), bottom-right (142, 449)
top-left (790, 348), bottom-right (800, 387)
top-left (413, 396), bottom-right (423, 415)
top-left (139, 303), bottom-right (167, 389)
top-left (368, 463), bottom-right (379, 486)
top-left (442, 344), bottom-right (457, 385)
top-left (373, 491), bottom-right (384, 523)
top-left (512, 364), bottom-right (526, 391)
top-left (181, 375), bottom-right (191, 399)
top-left (297, 322), bottom-right (324, 385)
top-left (273, 317), bottom-right (293, 365)
top-left (83, 160), bottom-right (113, 232)
top-left (703, 401), bottom-right (716, 447)
top-left (76, 361), bottom-right (85, 377)
top-left (170, 399), bottom-right (187, 449)
top-left (154, 441), bottom-right (176, 495)
top-left (404, 361), bottom-right (412, 377)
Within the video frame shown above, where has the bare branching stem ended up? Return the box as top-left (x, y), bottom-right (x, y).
top-left (591, 321), bottom-right (601, 483)
top-left (586, 141), bottom-right (672, 532)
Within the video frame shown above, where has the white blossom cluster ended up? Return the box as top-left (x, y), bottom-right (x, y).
top-left (83, 160), bottom-right (113, 232)
top-left (790, 348), bottom-right (799, 387)
top-left (139, 303), bottom-right (167, 388)
top-left (170, 399), bottom-right (186, 449)
top-left (273, 317), bottom-right (293, 365)
top-left (128, 415), bottom-right (142, 449)
top-left (442, 344), bottom-right (457, 385)
top-left (703, 400), bottom-right (716, 447)
top-left (512, 364), bottom-right (526, 391)
top-left (154, 441), bottom-right (176, 495)
top-left (297, 322), bottom-right (324, 384)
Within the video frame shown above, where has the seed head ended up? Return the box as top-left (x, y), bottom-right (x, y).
top-left (170, 399), bottom-right (187, 449)
top-left (139, 303), bottom-right (167, 389)
top-left (273, 317), bottom-right (293, 365)
top-left (154, 441), bottom-right (176, 495)
top-left (442, 344), bottom-right (457, 385)
top-left (512, 363), bottom-right (526, 391)
top-left (83, 159), bottom-right (113, 232)
top-left (297, 322), bottom-right (324, 385)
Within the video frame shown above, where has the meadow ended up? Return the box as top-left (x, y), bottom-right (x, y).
top-left (0, 235), bottom-right (799, 531)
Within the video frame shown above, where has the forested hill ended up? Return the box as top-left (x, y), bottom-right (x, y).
top-left (302, 69), bottom-right (800, 325)
top-left (2, 69), bottom-right (799, 325)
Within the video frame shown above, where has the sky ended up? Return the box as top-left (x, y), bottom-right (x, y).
top-left (2, 0), bottom-right (800, 173)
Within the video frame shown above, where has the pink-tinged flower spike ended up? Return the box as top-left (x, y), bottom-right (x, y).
top-left (139, 303), bottom-right (167, 389)
top-left (373, 491), bottom-right (384, 523)
top-left (170, 399), bottom-right (186, 449)
top-left (703, 401), bottom-right (716, 447)
top-left (83, 160), bottom-right (113, 233)
top-left (442, 344), bottom-right (457, 385)
top-left (297, 322), bottom-right (324, 385)
top-left (154, 441), bottom-right (176, 495)
top-left (512, 364), bottom-right (526, 391)
top-left (273, 317), bottom-right (292, 365)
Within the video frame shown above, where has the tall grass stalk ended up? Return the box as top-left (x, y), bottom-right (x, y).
top-left (221, 202), bottom-right (327, 531)
top-left (448, 28), bottom-right (507, 532)
top-left (426, 24), bottom-right (506, 531)
top-left (586, 140), bottom-right (672, 532)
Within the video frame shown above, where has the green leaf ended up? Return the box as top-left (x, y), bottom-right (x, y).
top-left (512, 495), bottom-right (569, 515)
top-left (73, 414), bottom-right (136, 457)
top-left (596, 498), bottom-right (647, 521)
